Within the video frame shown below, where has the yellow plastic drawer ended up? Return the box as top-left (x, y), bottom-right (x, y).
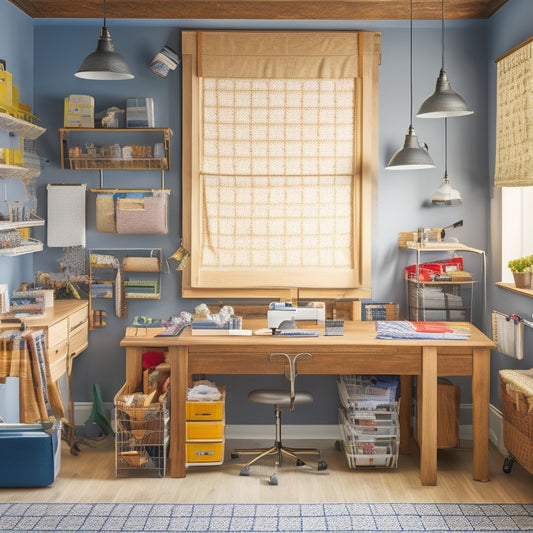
top-left (186, 441), bottom-right (224, 463)
top-left (186, 387), bottom-right (225, 421)
top-left (186, 420), bottom-right (224, 441)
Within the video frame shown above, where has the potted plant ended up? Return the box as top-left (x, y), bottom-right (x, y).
top-left (508, 255), bottom-right (533, 289)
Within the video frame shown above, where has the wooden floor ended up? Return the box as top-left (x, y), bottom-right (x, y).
top-left (2, 437), bottom-right (533, 504)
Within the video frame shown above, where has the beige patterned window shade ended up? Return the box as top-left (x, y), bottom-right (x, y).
top-left (495, 37), bottom-right (533, 187)
top-left (181, 30), bottom-right (381, 299)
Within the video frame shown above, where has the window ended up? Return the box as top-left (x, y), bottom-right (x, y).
top-left (181, 31), bottom-right (381, 299)
top-left (495, 36), bottom-right (533, 285)
top-left (501, 187), bottom-right (533, 283)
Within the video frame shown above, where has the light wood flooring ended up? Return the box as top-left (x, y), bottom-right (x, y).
top-left (1, 437), bottom-right (533, 504)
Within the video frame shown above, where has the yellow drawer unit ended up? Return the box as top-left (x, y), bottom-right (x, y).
top-left (186, 387), bottom-right (225, 421)
top-left (186, 441), bottom-right (224, 464)
top-left (186, 419), bottom-right (224, 441)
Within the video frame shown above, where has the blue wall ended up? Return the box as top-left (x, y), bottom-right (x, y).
top-left (1, 0), bottom-right (531, 424)
top-left (0, 1), bottom-right (35, 290)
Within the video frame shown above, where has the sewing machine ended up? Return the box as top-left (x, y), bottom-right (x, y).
top-left (267, 302), bottom-right (325, 331)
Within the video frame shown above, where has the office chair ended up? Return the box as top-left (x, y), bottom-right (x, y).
top-left (230, 352), bottom-right (328, 485)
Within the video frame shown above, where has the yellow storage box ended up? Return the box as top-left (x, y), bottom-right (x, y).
top-left (186, 386), bottom-right (225, 421)
top-left (186, 420), bottom-right (224, 441)
top-left (186, 441), bottom-right (224, 464)
top-left (0, 70), bottom-right (13, 109)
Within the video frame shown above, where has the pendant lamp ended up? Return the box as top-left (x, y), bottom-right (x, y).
top-left (386, 0), bottom-right (435, 170)
top-left (417, 0), bottom-right (472, 118)
top-left (431, 119), bottom-right (462, 206)
top-left (75, 0), bottom-right (134, 80)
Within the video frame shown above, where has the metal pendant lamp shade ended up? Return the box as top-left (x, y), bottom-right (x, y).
top-left (75, 1), bottom-right (134, 80)
top-left (431, 118), bottom-right (462, 206)
top-left (417, 0), bottom-right (472, 118)
top-left (386, 125), bottom-right (435, 170)
top-left (386, 0), bottom-right (435, 170)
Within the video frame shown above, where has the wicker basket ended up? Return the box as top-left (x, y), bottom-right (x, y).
top-left (499, 370), bottom-right (533, 475)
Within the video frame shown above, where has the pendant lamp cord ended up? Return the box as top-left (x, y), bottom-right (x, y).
top-left (409, 0), bottom-right (413, 128)
top-left (441, 0), bottom-right (445, 70)
top-left (103, 0), bottom-right (107, 26)
top-left (444, 117), bottom-right (448, 179)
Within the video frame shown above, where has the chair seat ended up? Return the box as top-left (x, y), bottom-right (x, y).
top-left (247, 388), bottom-right (313, 408)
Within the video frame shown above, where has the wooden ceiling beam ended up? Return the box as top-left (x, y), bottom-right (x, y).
top-left (8, 0), bottom-right (511, 20)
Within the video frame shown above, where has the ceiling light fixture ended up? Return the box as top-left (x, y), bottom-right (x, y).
top-left (431, 119), bottom-right (462, 206)
top-left (386, 0), bottom-right (435, 170)
top-left (417, 0), bottom-right (473, 118)
top-left (75, 0), bottom-right (134, 80)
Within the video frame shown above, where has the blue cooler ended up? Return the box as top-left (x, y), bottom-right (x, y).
top-left (0, 421), bottom-right (61, 487)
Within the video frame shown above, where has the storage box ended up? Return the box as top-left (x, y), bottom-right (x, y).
top-left (0, 421), bottom-right (61, 487)
top-left (499, 369), bottom-right (533, 475)
top-left (436, 378), bottom-right (460, 449)
top-left (126, 97), bottom-right (155, 128)
top-left (0, 70), bottom-right (13, 110)
top-left (64, 94), bottom-right (95, 128)
top-left (186, 440), bottom-right (224, 463)
top-left (186, 387), bottom-right (225, 420)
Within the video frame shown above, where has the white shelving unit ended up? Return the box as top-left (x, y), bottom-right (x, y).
top-left (0, 110), bottom-right (46, 256)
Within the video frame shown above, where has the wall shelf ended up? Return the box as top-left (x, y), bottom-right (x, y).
top-left (59, 128), bottom-right (171, 171)
top-left (0, 112), bottom-right (46, 140)
top-left (0, 214), bottom-right (44, 231)
top-left (0, 238), bottom-right (43, 256)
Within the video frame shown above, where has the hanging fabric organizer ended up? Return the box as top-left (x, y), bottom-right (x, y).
top-left (91, 188), bottom-right (170, 234)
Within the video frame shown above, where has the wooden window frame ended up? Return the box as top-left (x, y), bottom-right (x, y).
top-left (181, 30), bottom-right (380, 300)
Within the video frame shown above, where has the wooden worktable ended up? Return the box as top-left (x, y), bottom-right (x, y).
top-left (120, 320), bottom-right (495, 485)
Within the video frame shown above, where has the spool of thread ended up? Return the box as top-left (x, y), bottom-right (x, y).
top-left (149, 46), bottom-right (180, 78)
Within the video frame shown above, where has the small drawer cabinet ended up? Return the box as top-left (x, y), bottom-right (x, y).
top-left (186, 387), bottom-right (226, 466)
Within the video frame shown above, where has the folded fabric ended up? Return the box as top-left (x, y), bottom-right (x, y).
top-left (375, 320), bottom-right (470, 340)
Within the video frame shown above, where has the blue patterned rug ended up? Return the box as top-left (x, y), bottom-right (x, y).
top-left (1, 502), bottom-right (533, 532)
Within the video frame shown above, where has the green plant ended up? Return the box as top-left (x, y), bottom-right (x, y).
top-left (507, 255), bottom-right (533, 273)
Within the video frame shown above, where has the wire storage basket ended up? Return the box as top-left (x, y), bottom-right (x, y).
top-left (499, 369), bottom-right (533, 476)
top-left (336, 375), bottom-right (400, 469)
top-left (115, 388), bottom-right (169, 478)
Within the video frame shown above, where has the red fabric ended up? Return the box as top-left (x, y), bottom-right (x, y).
top-left (142, 351), bottom-right (165, 369)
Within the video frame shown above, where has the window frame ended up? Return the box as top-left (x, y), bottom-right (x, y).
top-left (181, 30), bottom-right (381, 300)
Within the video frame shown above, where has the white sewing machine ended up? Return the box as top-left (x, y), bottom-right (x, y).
top-left (267, 302), bottom-right (325, 331)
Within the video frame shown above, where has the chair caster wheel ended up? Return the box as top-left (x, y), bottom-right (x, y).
top-left (269, 473), bottom-right (278, 485)
top-left (318, 459), bottom-right (328, 471)
top-left (503, 457), bottom-right (514, 474)
top-left (231, 452), bottom-right (239, 459)
top-left (296, 459), bottom-right (305, 466)
top-left (240, 466), bottom-right (250, 476)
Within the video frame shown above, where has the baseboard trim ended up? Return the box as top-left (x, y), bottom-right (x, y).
top-left (73, 402), bottom-right (504, 448)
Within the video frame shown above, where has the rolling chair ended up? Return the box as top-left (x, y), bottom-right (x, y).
top-left (230, 352), bottom-right (328, 485)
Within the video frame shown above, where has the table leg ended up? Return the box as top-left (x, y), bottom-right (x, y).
top-left (169, 345), bottom-right (188, 478)
top-left (420, 346), bottom-right (437, 486)
top-left (472, 347), bottom-right (490, 482)
top-left (399, 375), bottom-right (412, 454)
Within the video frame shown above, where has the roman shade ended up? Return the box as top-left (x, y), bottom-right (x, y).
top-left (494, 36), bottom-right (533, 187)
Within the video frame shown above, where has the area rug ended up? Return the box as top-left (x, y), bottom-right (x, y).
top-left (1, 502), bottom-right (533, 532)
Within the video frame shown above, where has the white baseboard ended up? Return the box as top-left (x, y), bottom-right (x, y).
top-left (73, 402), bottom-right (504, 449)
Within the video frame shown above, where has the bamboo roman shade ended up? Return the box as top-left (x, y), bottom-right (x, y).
top-left (181, 30), bottom-right (380, 299)
top-left (198, 31), bottom-right (360, 79)
top-left (494, 37), bottom-right (533, 187)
